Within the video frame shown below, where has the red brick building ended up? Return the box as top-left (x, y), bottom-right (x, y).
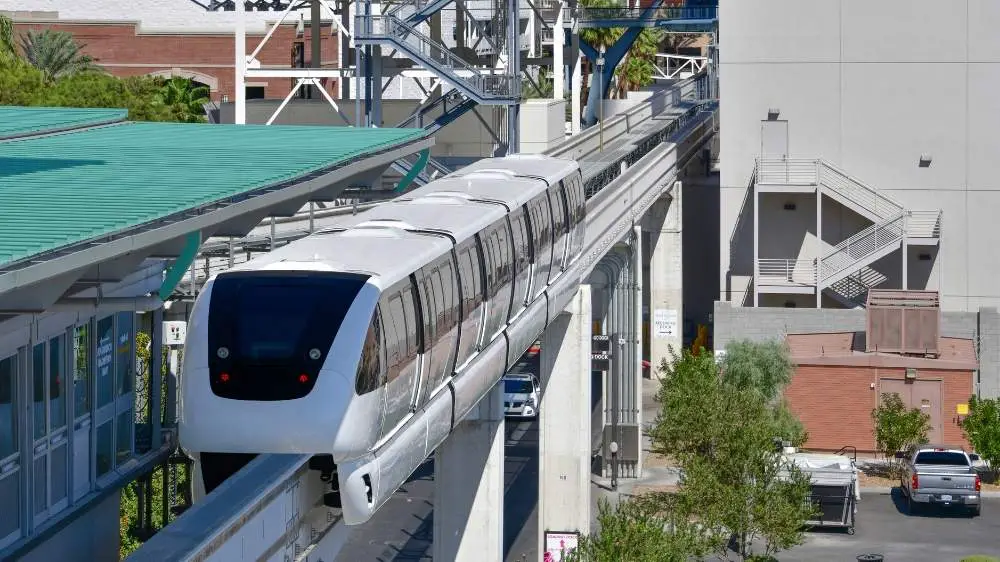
top-left (784, 331), bottom-right (977, 454)
top-left (9, 13), bottom-right (340, 101)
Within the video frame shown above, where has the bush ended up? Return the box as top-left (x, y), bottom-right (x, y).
top-left (962, 395), bottom-right (1000, 477)
top-left (960, 556), bottom-right (1000, 562)
top-left (872, 392), bottom-right (931, 475)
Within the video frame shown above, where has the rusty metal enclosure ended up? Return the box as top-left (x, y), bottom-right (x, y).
top-left (865, 290), bottom-right (940, 356)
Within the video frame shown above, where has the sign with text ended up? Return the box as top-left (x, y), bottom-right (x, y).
top-left (653, 308), bottom-right (677, 338)
top-left (592, 335), bottom-right (611, 371)
top-left (544, 531), bottom-right (579, 562)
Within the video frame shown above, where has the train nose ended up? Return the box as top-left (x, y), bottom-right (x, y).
top-left (179, 367), bottom-right (354, 455)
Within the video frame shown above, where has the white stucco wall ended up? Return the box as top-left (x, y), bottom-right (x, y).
top-left (719, 0), bottom-right (1000, 312)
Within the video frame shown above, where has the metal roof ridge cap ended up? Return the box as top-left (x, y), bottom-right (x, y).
top-left (0, 118), bottom-right (131, 143)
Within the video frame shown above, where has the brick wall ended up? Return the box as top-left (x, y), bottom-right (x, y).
top-left (713, 301), bottom-right (1000, 399)
top-left (14, 20), bottom-right (339, 101)
top-left (786, 365), bottom-right (973, 453)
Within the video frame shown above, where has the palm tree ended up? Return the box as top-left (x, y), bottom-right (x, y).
top-left (157, 78), bottom-right (211, 123)
top-left (577, 0), bottom-right (663, 100)
top-left (19, 28), bottom-right (99, 82)
top-left (0, 14), bottom-right (15, 60)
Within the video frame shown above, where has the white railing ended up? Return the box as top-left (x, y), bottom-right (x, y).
top-left (906, 210), bottom-right (943, 239)
top-left (817, 161), bottom-right (903, 219)
top-left (757, 258), bottom-right (817, 286)
top-left (756, 158), bottom-right (905, 219)
top-left (820, 213), bottom-right (905, 282)
top-left (755, 159), bottom-right (818, 186)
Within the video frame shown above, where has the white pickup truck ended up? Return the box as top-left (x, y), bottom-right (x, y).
top-left (898, 445), bottom-right (981, 516)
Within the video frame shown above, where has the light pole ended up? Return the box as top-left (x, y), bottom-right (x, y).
top-left (597, 45), bottom-right (605, 152)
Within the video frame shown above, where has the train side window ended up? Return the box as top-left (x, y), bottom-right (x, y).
top-left (354, 308), bottom-right (384, 395)
top-left (439, 257), bottom-right (459, 332)
top-left (549, 185), bottom-right (569, 271)
top-left (382, 293), bottom-right (405, 383)
top-left (403, 278), bottom-right (422, 357)
top-left (417, 270), bottom-right (438, 352)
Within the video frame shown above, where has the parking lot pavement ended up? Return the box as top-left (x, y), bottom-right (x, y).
top-left (783, 489), bottom-right (1000, 561)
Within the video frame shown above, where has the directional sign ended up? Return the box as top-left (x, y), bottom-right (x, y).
top-left (592, 352), bottom-right (610, 371)
top-left (592, 334), bottom-right (611, 354)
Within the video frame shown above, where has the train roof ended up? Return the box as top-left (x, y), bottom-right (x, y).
top-left (349, 196), bottom-right (506, 242)
top-left (401, 172), bottom-right (547, 210)
top-left (456, 154), bottom-right (579, 185)
top-left (225, 224), bottom-right (451, 290)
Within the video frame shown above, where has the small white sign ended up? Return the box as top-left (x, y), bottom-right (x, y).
top-left (544, 531), bottom-right (579, 561)
top-left (163, 321), bottom-right (187, 346)
top-left (653, 308), bottom-right (677, 338)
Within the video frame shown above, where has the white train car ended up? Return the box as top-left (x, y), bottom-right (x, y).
top-left (177, 154), bottom-right (585, 524)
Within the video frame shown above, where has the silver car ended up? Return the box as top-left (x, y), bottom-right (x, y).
top-left (503, 373), bottom-right (540, 419)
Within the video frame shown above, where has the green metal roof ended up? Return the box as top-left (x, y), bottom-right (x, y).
top-left (0, 120), bottom-right (427, 267)
top-left (0, 106), bottom-right (127, 140)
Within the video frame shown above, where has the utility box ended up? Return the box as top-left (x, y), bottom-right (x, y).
top-left (519, 98), bottom-right (566, 153)
top-left (865, 289), bottom-right (940, 356)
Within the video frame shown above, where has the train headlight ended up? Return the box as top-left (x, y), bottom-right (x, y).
top-left (217, 347), bottom-right (229, 359)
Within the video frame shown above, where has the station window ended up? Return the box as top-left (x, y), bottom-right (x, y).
top-left (0, 353), bottom-right (20, 546)
top-left (74, 323), bottom-right (91, 419)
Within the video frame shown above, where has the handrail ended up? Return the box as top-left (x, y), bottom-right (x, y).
top-left (757, 258), bottom-right (817, 285)
top-left (356, 14), bottom-right (518, 100)
top-left (728, 165), bottom-right (755, 266)
top-left (905, 209), bottom-right (942, 238)
top-left (820, 212), bottom-right (905, 281)
top-left (576, 5), bottom-right (718, 22)
top-left (817, 160), bottom-right (903, 219)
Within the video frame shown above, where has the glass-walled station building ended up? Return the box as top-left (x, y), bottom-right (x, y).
top-left (0, 264), bottom-right (170, 560)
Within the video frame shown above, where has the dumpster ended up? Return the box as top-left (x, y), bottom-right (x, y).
top-left (782, 452), bottom-right (860, 534)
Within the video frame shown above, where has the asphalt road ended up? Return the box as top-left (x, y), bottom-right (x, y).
top-left (334, 354), bottom-right (542, 562)
top-left (782, 489), bottom-right (1000, 561)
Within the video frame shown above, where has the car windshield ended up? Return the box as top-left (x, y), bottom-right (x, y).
top-left (914, 451), bottom-right (969, 466)
top-left (504, 379), bottom-right (533, 394)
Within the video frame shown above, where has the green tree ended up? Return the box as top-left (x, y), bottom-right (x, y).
top-left (157, 77), bottom-right (211, 123)
top-left (18, 28), bottom-right (99, 82)
top-left (872, 392), bottom-right (931, 475)
top-left (0, 56), bottom-right (48, 105)
top-left (962, 395), bottom-right (1000, 478)
top-left (0, 14), bottom-right (14, 60)
top-left (651, 348), bottom-right (815, 560)
top-left (719, 339), bottom-right (795, 402)
top-left (564, 497), bottom-right (711, 562)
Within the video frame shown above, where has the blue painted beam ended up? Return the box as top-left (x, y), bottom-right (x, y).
top-left (582, 0), bottom-right (666, 127)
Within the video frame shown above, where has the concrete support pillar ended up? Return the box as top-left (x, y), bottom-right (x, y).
top-left (553, 3), bottom-right (564, 100)
top-left (570, 24), bottom-right (582, 135)
top-left (538, 284), bottom-right (592, 558)
top-left (646, 187), bottom-right (683, 377)
top-left (434, 385), bottom-right (505, 562)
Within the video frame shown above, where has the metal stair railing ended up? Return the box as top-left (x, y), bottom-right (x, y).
top-left (384, 0), bottom-right (455, 24)
top-left (354, 14), bottom-right (519, 103)
top-left (817, 160), bottom-right (903, 220)
top-left (819, 212), bottom-right (906, 285)
top-left (905, 209), bottom-right (943, 239)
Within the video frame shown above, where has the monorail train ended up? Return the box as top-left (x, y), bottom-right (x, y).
top-left (177, 153), bottom-right (586, 525)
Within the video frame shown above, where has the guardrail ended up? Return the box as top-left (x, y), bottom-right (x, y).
top-left (906, 210), bottom-right (942, 239)
top-left (756, 259), bottom-right (818, 286)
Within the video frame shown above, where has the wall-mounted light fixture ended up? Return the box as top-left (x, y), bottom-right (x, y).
top-left (919, 153), bottom-right (932, 167)
top-left (222, 94), bottom-right (230, 103)
top-left (767, 107), bottom-right (781, 121)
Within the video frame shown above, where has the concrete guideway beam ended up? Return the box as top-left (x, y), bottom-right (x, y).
top-left (433, 385), bottom-right (505, 562)
top-left (538, 284), bottom-right (593, 558)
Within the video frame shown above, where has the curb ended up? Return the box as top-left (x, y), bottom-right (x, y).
top-left (860, 486), bottom-right (1000, 498)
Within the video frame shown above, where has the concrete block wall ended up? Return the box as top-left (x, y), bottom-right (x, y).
top-left (713, 301), bottom-right (1000, 399)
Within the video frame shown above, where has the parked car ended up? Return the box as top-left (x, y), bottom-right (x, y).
top-left (502, 373), bottom-right (540, 419)
top-left (898, 444), bottom-right (981, 516)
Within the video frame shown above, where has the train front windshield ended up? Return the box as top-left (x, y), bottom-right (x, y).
top-left (207, 271), bottom-right (370, 401)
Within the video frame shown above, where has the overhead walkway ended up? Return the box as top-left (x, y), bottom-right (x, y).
top-left (172, 74), bottom-right (709, 296)
top-left (128, 78), bottom-right (717, 562)
top-left (0, 106), bottom-right (432, 561)
top-left (574, 4), bottom-right (718, 31)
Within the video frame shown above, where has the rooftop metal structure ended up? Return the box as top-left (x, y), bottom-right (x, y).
top-left (0, 106), bottom-right (127, 140)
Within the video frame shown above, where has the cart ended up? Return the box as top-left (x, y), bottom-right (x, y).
top-left (783, 452), bottom-right (860, 535)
